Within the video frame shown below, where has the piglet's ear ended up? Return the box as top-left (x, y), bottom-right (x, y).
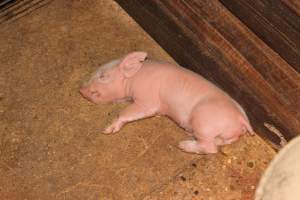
top-left (119, 51), bottom-right (147, 78)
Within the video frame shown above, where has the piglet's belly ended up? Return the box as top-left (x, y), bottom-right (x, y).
top-left (159, 106), bottom-right (193, 131)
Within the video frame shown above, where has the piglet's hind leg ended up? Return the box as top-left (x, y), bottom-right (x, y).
top-left (178, 139), bottom-right (218, 154)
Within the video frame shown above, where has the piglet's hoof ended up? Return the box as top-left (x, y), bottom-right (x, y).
top-left (102, 124), bottom-right (120, 134)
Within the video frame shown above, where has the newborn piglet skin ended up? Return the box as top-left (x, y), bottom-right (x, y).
top-left (80, 52), bottom-right (254, 154)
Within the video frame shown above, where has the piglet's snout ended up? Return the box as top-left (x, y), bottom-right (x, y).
top-left (80, 86), bottom-right (101, 101)
top-left (80, 86), bottom-right (92, 99)
top-left (79, 86), bottom-right (88, 97)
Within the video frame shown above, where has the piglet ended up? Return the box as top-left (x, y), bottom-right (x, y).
top-left (80, 52), bottom-right (254, 154)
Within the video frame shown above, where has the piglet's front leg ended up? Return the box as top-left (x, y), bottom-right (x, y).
top-left (103, 103), bottom-right (158, 134)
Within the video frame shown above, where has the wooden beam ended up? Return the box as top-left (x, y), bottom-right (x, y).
top-left (282, 0), bottom-right (300, 15)
top-left (115, 0), bottom-right (300, 148)
top-left (220, 0), bottom-right (300, 73)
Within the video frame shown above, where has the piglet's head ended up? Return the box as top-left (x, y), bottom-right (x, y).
top-left (80, 51), bottom-right (147, 104)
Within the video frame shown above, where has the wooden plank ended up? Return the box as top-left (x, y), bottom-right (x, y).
top-left (115, 0), bottom-right (300, 148)
top-left (282, 0), bottom-right (300, 15)
top-left (0, 0), bottom-right (53, 24)
top-left (220, 0), bottom-right (300, 73)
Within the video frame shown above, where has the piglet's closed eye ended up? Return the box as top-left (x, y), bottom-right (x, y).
top-left (97, 72), bottom-right (111, 83)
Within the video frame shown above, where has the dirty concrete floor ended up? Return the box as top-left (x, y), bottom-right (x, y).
top-left (0, 0), bottom-right (275, 199)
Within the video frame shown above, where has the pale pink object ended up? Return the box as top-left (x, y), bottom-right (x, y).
top-left (80, 52), bottom-right (254, 154)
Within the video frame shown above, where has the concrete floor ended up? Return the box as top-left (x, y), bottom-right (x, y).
top-left (0, 0), bottom-right (275, 199)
